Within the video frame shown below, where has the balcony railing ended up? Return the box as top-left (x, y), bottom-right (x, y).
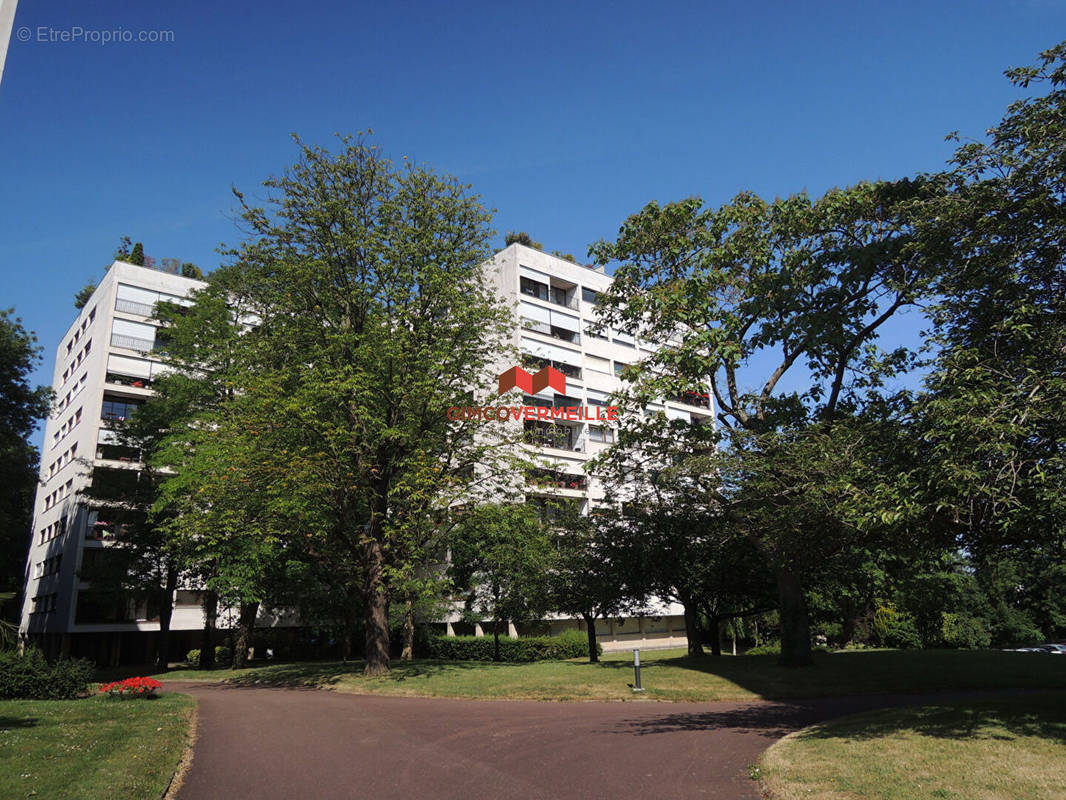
top-left (110, 333), bottom-right (155, 352)
top-left (115, 298), bottom-right (155, 316)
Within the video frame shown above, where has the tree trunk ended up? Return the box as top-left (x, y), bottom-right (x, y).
top-left (362, 535), bottom-right (390, 676)
top-left (776, 569), bottom-right (813, 667)
top-left (583, 613), bottom-right (599, 663)
top-left (682, 599), bottom-right (704, 656)
top-left (493, 619), bottom-right (501, 662)
top-left (709, 614), bottom-right (722, 657)
top-left (232, 601), bottom-right (259, 669)
top-left (201, 589), bottom-right (218, 670)
top-left (155, 565), bottom-right (178, 673)
top-left (401, 598), bottom-right (415, 661)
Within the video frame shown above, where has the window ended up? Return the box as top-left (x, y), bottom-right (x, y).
top-left (520, 276), bottom-right (549, 301)
top-left (612, 330), bottom-right (636, 348)
top-left (101, 396), bottom-right (143, 421)
top-left (549, 286), bottom-right (570, 307)
top-left (586, 355), bottom-right (611, 375)
top-left (582, 287), bottom-right (599, 305)
top-left (524, 420), bottom-right (575, 450)
top-left (588, 426), bottom-right (615, 444)
top-left (614, 361), bottom-right (628, 377)
top-left (585, 326), bottom-right (608, 341)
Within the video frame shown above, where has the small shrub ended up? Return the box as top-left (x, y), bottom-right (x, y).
top-left (941, 612), bottom-right (992, 649)
top-left (870, 605), bottom-right (922, 649)
top-left (0, 649), bottom-right (94, 700)
top-left (744, 643), bottom-right (781, 656)
top-left (185, 645), bottom-right (232, 667)
top-left (426, 630), bottom-right (600, 662)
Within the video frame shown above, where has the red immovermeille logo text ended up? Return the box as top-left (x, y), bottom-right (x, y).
top-left (445, 366), bottom-right (619, 423)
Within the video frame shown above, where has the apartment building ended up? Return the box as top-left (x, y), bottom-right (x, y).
top-left (21, 247), bottom-right (713, 661)
top-left (481, 244), bottom-right (715, 651)
top-left (19, 261), bottom-right (207, 663)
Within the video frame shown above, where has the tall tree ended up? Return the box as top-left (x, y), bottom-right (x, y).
top-left (590, 181), bottom-right (933, 665)
top-left (916, 42), bottom-right (1066, 573)
top-left (0, 310), bottom-right (50, 604)
top-left (221, 135), bottom-right (514, 675)
top-left (449, 503), bottom-right (557, 662)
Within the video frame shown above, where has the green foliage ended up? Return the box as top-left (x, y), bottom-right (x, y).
top-left (940, 613), bottom-right (992, 649)
top-left (180, 262), bottom-right (203, 279)
top-left (127, 241), bottom-right (145, 266)
top-left (0, 649), bottom-right (94, 699)
top-left (184, 646), bottom-right (232, 668)
top-left (0, 310), bottom-right (50, 594)
top-left (744, 643), bottom-right (782, 656)
top-left (425, 631), bottom-right (596, 662)
top-left (73, 282), bottom-right (97, 309)
top-left (504, 230), bottom-right (542, 249)
top-left (869, 606), bottom-right (922, 649)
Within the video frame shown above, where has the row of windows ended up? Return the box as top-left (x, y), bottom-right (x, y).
top-left (60, 339), bottom-right (91, 385)
top-left (51, 406), bottom-right (83, 449)
top-left (57, 373), bottom-right (88, 414)
top-left (30, 593), bottom-right (57, 615)
top-left (64, 307), bottom-right (96, 358)
top-left (39, 517), bottom-right (67, 545)
top-left (43, 479), bottom-right (74, 511)
top-left (47, 442), bottom-right (78, 480)
top-left (34, 554), bottom-right (62, 579)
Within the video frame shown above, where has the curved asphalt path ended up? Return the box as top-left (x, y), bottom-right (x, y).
top-left (169, 682), bottom-right (1034, 800)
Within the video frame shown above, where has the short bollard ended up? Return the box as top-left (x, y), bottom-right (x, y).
top-left (632, 648), bottom-right (644, 692)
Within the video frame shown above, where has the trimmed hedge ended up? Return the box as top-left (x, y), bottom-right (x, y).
top-left (427, 628), bottom-right (599, 662)
top-left (743, 642), bottom-right (831, 656)
top-left (0, 648), bottom-right (94, 699)
top-left (185, 646), bottom-right (232, 667)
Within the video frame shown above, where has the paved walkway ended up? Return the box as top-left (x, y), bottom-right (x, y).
top-left (168, 683), bottom-right (1026, 800)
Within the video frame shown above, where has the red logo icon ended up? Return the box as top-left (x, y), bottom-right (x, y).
top-left (498, 365), bottom-right (566, 396)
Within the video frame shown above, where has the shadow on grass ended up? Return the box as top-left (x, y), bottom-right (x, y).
top-left (0, 716), bottom-right (38, 729)
top-left (609, 702), bottom-right (822, 740)
top-left (629, 649), bottom-right (1066, 700)
top-left (220, 658), bottom-right (545, 689)
top-left (794, 693), bottom-right (1066, 746)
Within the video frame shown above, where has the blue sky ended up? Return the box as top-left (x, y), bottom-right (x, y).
top-left (3, 0), bottom-right (1065, 447)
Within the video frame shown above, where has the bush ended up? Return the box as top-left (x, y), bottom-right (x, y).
top-left (869, 605), bottom-right (922, 649)
top-left (0, 649), bottom-right (94, 700)
top-left (743, 643), bottom-right (781, 656)
top-left (99, 676), bottom-right (162, 698)
top-left (185, 645), bottom-right (232, 668)
top-left (426, 630), bottom-right (600, 662)
top-left (941, 612), bottom-right (992, 649)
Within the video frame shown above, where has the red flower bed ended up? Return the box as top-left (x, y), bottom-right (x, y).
top-left (99, 676), bottom-right (162, 698)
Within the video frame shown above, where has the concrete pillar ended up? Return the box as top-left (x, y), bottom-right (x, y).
top-left (507, 621), bottom-right (518, 638)
top-left (474, 622), bottom-right (484, 637)
top-left (445, 621), bottom-right (455, 637)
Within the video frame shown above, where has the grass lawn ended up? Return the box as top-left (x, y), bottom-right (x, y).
top-left (132, 648), bottom-right (1066, 703)
top-left (0, 692), bottom-right (195, 800)
top-left (759, 692), bottom-right (1066, 800)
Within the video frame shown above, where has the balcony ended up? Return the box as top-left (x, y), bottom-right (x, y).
top-left (115, 298), bottom-right (155, 317)
top-left (524, 420), bottom-right (579, 451)
top-left (520, 277), bottom-right (579, 311)
top-left (528, 467), bottom-right (588, 492)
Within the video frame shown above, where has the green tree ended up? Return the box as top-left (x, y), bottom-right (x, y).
top-left (589, 181), bottom-right (932, 666)
top-left (180, 263), bottom-right (203, 279)
top-left (449, 503), bottom-right (557, 662)
top-left (0, 311), bottom-right (50, 603)
top-left (916, 42), bottom-right (1066, 585)
top-left (128, 242), bottom-right (145, 266)
top-left (73, 283), bottom-right (97, 310)
top-left (504, 231), bottom-right (543, 249)
top-left (219, 135), bottom-right (513, 675)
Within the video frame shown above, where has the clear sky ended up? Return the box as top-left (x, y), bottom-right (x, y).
top-left (3, 0), bottom-right (1065, 448)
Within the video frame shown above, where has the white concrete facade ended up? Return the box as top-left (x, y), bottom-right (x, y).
top-left (19, 261), bottom-right (207, 660)
top-left (485, 244), bottom-right (715, 651)
top-left (21, 247), bottom-right (711, 659)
